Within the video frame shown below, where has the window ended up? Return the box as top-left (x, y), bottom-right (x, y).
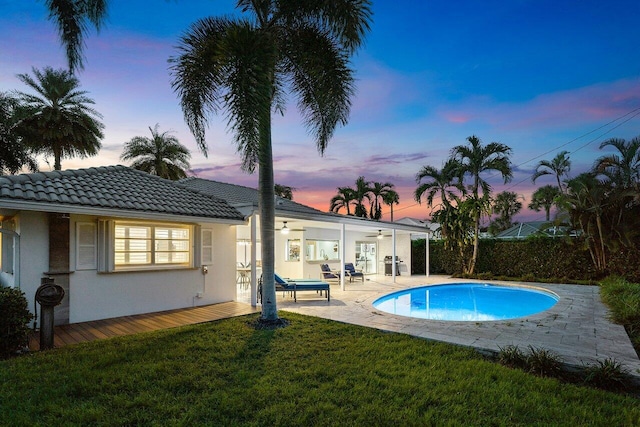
top-left (286, 239), bottom-right (301, 261)
top-left (305, 239), bottom-right (339, 261)
top-left (0, 222), bottom-right (16, 274)
top-left (113, 222), bottom-right (192, 269)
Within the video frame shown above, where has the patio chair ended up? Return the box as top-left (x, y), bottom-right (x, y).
top-left (259, 274), bottom-right (330, 303)
top-left (320, 263), bottom-right (341, 282)
top-left (344, 263), bottom-right (364, 283)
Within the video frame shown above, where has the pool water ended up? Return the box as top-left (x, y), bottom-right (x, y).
top-left (372, 283), bottom-right (559, 321)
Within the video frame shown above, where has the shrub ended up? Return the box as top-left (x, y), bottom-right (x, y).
top-left (0, 287), bottom-right (34, 359)
top-left (497, 345), bottom-right (528, 369)
top-left (526, 346), bottom-right (563, 377)
top-left (583, 358), bottom-right (630, 391)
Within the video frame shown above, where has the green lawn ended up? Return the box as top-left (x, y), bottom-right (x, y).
top-left (1, 313), bottom-right (638, 426)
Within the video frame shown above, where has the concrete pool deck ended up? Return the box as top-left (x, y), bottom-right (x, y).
top-left (261, 274), bottom-right (640, 376)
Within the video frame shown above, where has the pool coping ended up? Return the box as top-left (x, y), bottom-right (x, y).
top-left (270, 275), bottom-right (640, 377)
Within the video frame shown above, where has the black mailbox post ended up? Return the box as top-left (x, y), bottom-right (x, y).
top-left (35, 277), bottom-right (65, 350)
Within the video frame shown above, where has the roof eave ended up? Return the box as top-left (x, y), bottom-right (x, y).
top-left (0, 200), bottom-right (247, 225)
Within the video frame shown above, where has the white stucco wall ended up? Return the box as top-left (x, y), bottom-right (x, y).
top-left (15, 211), bottom-right (50, 316)
top-left (65, 216), bottom-right (239, 323)
top-left (377, 234), bottom-right (412, 276)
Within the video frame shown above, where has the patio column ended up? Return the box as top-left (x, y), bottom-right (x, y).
top-left (340, 223), bottom-right (346, 291)
top-left (425, 232), bottom-right (430, 277)
top-left (250, 212), bottom-right (258, 307)
top-left (392, 228), bottom-right (397, 283)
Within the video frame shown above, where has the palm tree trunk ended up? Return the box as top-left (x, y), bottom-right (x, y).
top-left (595, 213), bottom-right (607, 271)
top-left (258, 108), bottom-right (278, 321)
top-left (54, 147), bottom-right (62, 171)
top-left (469, 211), bottom-right (479, 274)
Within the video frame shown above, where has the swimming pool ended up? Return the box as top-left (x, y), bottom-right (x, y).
top-left (372, 283), bottom-right (559, 321)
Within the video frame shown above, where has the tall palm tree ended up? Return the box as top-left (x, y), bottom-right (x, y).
top-left (369, 181), bottom-right (395, 220)
top-left (274, 184), bottom-right (295, 200)
top-left (330, 186), bottom-right (356, 215)
top-left (452, 135), bottom-right (513, 274)
top-left (414, 159), bottom-right (464, 209)
top-left (15, 67), bottom-right (104, 170)
top-left (120, 124), bottom-right (191, 180)
top-left (528, 185), bottom-right (560, 221)
top-left (594, 136), bottom-right (640, 190)
top-left (352, 176), bottom-right (372, 218)
top-left (532, 150), bottom-right (571, 194)
top-left (170, 1), bottom-right (372, 322)
top-left (382, 188), bottom-right (400, 222)
top-left (44, 0), bottom-right (108, 73)
top-left (0, 92), bottom-right (38, 174)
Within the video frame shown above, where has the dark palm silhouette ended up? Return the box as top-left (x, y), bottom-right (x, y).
top-left (15, 67), bottom-right (103, 170)
top-left (121, 124), bottom-right (191, 180)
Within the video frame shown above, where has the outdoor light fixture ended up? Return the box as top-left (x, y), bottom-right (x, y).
top-left (377, 230), bottom-right (383, 239)
top-left (281, 222), bottom-right (290, 235)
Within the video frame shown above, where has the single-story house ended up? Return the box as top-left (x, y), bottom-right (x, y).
top-left (0, 166), bottom-right (430, 325)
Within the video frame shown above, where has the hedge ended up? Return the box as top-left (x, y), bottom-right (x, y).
top-left (0, 286), bottom-right (33, 359)
top-left (412, 237), bottom-right (640, 282)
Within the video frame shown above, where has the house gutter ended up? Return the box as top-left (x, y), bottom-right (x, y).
top-left (0, 200), bottom-right (247, 225)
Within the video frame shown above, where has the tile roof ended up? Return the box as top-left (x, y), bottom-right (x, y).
top-left (179, 177), bottom-right (330, 217)
top-left (0, 165), bottom-right (244, 221)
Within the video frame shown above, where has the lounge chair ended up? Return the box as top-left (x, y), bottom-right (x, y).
top-left (258, 274), bottom-right (330, 303)
top-left (345, 263), bottom-right (364, 282)
top-left (320, 263), bottom-right (341, 282)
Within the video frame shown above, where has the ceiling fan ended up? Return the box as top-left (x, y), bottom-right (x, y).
top-left (276, 221), bottom-right (306, 234)
top-left (365, 230), bottom-right (390, 239)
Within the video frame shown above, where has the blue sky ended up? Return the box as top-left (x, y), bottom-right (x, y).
top-left (1, 0), bottom-right (639, 222)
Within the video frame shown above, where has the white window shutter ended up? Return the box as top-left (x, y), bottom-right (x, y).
top-left (76, 222), bottom-right (97, 270)
top-left (201, 229), bottom-right (213, 265)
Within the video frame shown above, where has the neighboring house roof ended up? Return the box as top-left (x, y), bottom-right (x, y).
top-left (495, 221), bottom-right (568, 239)
top-left (395, 217), bottom-right (427, 227)
top-left (0, 166), bottom-right (245, 223)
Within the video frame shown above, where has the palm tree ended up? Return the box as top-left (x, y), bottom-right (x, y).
top-left (120, 124), bottom-right (191, 180)
top-left (414, 159), bottom-right (464, 209)
top-left (15, 67), bottom-right (104, 170)
top-left (170, 1), bottom-right (372, 322)
top-left (594, 136), bottom-right (640, 191)
top-left (532, 150), bottom-right (571, 194)
top-left (330, 187), bottom-right (356, 215)
top-left (452, 135), bottom-right (513, 274)
top-left (431, 196), bottom-right (475, 268)
top-left (274, 184), bottom-right (295, 200)
top-left (44, 0), bottom-right (108, 73)
top-left (382, 189), bottom-right (400, 222)
top-left (560, 173), bottom-right (609, 272)
top-left (490, 191), bottom-right (522, 233)
top-left (353, 176), bottom-right (372, 218)
top-left (369, 181), bottom-right (395, 220)
top-left (528, 185), bottom-right (560, 221)
top-left (0, 92), bottom-right (37, 174)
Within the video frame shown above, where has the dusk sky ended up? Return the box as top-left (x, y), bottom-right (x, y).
top-left (2, 1), bottom-right (639, 223)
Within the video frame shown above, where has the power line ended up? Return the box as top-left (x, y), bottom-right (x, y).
top-left (503, 107), bottom-right (640, 193)
top-left (396, 105), bottom-right (640, 216)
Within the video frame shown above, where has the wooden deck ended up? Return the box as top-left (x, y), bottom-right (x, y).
top-left (29, 302), bottom-right (259, 351)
